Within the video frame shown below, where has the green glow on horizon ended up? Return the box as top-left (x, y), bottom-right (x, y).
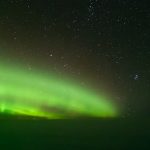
top-left (0, 62), bottom-right (119, 119)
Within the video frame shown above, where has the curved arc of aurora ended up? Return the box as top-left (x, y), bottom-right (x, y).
top-left (0, 62), bottom-right (119, 119)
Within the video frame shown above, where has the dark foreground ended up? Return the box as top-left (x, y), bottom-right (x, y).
top-left (0, 117), bottom-right (149, 149)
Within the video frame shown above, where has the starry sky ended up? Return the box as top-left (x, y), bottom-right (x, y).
top-left (0, 0), bottom-right (150, 117)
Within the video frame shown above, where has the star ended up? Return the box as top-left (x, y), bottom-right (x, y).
top-left (134, 74), bottom-right (139, 80)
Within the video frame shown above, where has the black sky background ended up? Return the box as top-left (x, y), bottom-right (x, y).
top-left (0, 0), bottom-right (150, 117)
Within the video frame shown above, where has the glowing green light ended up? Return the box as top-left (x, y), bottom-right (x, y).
top-left (0, 62), bottom-right (119, 119)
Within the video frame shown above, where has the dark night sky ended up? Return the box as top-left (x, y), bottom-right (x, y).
top-left (0, 0), bottom-right (150, 117)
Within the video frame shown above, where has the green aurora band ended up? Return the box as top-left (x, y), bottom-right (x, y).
top-left (0, 62), bottom-right (119, 119)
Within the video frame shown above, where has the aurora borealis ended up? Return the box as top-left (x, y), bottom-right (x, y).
top-left (0, 62), bottom-right (118, 119)
top-left (0, 1), bottom-right (149, 149)
top-left (0, 0), bottom-right (149, 119)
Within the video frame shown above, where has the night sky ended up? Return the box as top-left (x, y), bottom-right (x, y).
top-left (0, 0), bottom-right (150, 117)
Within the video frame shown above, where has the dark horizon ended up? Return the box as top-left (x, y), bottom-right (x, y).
top-left (0, 118), bottom-right (149, 149)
